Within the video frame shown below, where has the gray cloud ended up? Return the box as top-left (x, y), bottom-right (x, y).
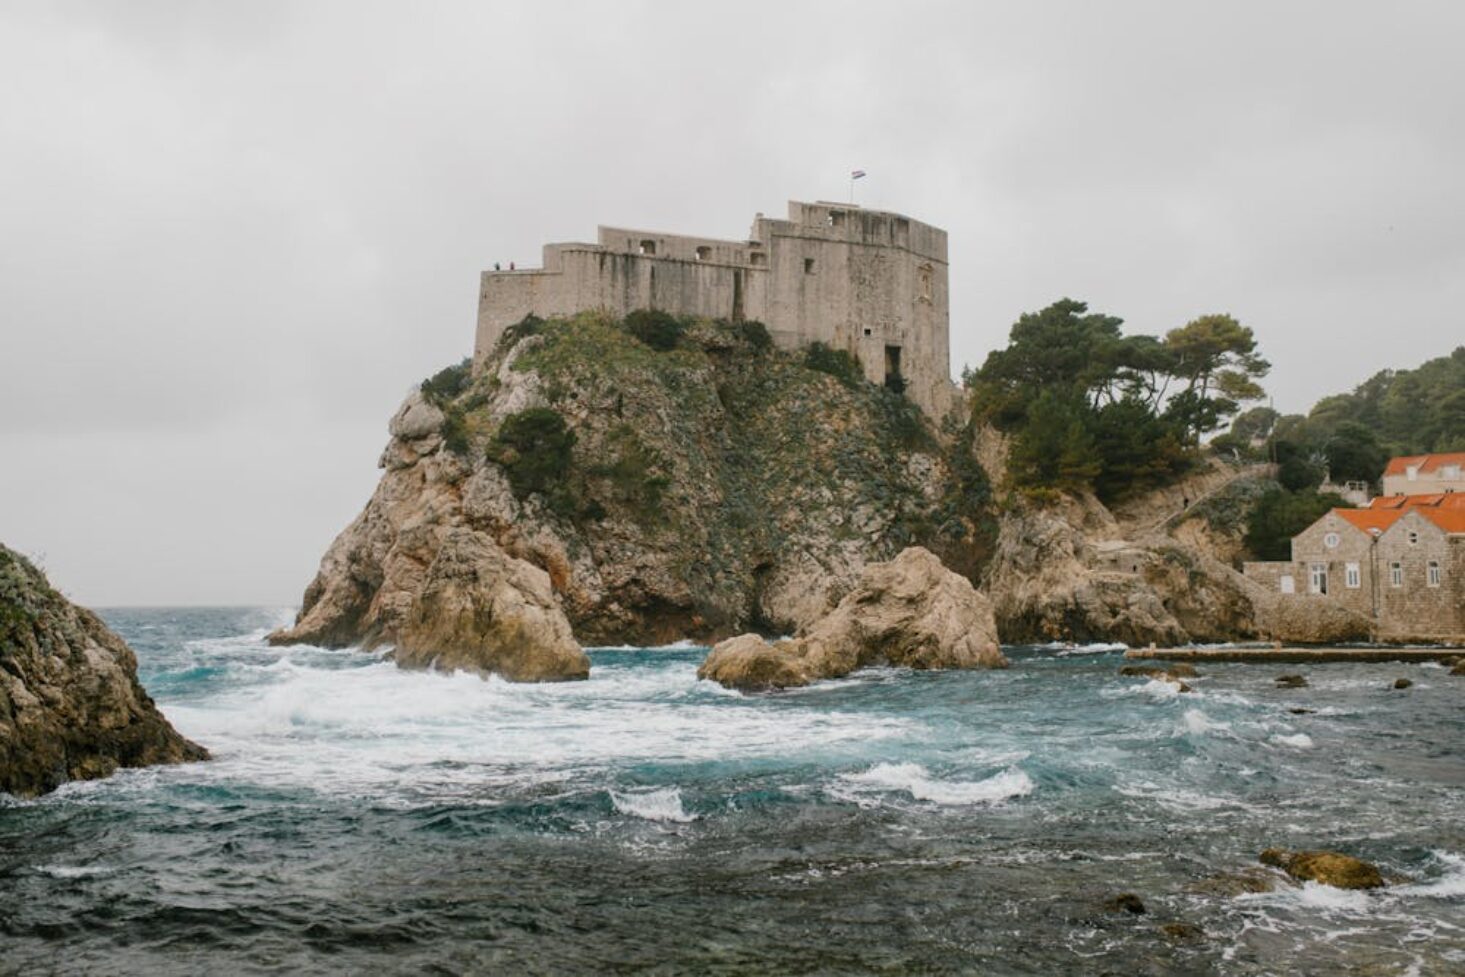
top-left (2, 1), bottom-right (1462, 603)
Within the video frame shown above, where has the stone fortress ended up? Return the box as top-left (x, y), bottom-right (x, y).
top-left (475, 200), bottom-right (956, 417)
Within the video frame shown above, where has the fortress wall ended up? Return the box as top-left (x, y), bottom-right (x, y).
top-left (475, 200), bottom-right (954, 417)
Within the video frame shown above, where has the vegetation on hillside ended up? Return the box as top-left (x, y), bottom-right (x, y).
top-left (414, 311), bottom-right (995, 600)
top-left (966, 299), bottom-right (1268, 503)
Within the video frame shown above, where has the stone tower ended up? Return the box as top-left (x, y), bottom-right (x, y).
top-left (475, 200), bottom-right (955, 417)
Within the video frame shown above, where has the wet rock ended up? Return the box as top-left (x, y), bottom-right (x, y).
top-left (1259, 848), bottom-right (1385, 889)
top-left (1103, 893), bottom-right (1147, 915)
top-left (1393, 677), bottom-right (1413, 690)
top-left (1119, 663), bottom-right (1199, 679)
top-left (1275, 674), bottom-right (1308, 688)
top-left (1288, 707), bottom-right (1316, 715)
top-left (1, 544), bottom-right (208, 798)
top-left (1159, 922), bottom-right (1204, 941)
top-left (1450, 660), bottom-right (1465, 676)
top-left (391, 529), bottom-right (590, 682)
top-left (1188, 868), bottom-right (1277, 897)
top-left (699, 547), bottom-right (1007, 691)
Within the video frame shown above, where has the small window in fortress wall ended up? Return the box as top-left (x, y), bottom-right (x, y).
top-left (750, 252), bottom-right (767, 267)
top-left (827, 211), bottom-right (846, 228)
top-left (639, 240), bottom-right (657, 256)
top-left (804, 258), bottom-right (816, 274)
top-left (695, 246), bottom-right (711, 261)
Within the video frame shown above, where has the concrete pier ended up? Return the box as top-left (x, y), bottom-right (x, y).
top-left (1123, 647), bottom-right (1459, 664)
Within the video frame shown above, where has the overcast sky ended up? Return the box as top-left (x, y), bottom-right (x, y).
top-left (2, 1), bottom-right (1462, 606)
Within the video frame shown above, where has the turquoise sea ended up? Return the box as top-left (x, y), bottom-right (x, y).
top-left (1, 607), bottom-right (1461, 975)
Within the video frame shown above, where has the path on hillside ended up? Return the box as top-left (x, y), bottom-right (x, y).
top-left (1135, 463), bottom-right (1277, 538)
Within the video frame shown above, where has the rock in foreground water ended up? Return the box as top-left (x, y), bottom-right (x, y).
top-left (0, 544), bottom-right (208, 797)
top-left (1259, 848), bottom-right (1385, 889)
top-left (699, 547), bottom-right (1007, 691)
top-left (390, 529), bottom-right (589, 682)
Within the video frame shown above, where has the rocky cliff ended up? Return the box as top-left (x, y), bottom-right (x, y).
top-left (0, 544), bottom-right (207, 798)
top-left (983, 468), bottom-right (1372, 646)
top-left (274, 312), bottom-right (1357, 664)
top-left (271, 314), bottom-right (995, 665)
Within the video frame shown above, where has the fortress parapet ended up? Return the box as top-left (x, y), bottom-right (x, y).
top-left (475, 200), bottom-right (954, 417)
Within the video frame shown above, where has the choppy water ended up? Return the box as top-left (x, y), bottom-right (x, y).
top-left (2, 608), bottom-right (1462, 975)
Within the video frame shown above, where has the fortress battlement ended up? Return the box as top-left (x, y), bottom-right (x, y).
top-left (476, 200), bottom-right (954, 416)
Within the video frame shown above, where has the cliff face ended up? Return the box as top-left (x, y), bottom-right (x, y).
top-left (272, 315), bottom-right (994, 655)
top-left (982, 469), bottom-right (1372, 646)
top-left (0, 545), bottom-right (207, 798)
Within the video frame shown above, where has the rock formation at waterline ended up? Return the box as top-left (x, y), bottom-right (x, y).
top-left (982, 471), bottom-right (1373, 647)
top-left (271, 314), bottom-right (996, 659)
top-left (0, 544), bottom-right (207, 798)
top-left (697, 547), bottom-right (1007, 691)
top-left (274, 313), bottom-right (1365, 662)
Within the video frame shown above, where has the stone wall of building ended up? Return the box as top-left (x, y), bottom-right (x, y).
top-left (1244, 506), bottom-right (1464, 641)
top-left (1373, 511), bottom-right (1463, 640)
top-left (474, 200), bottom-right (955, 417)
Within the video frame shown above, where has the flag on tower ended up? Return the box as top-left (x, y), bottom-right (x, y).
top-left (851, 169), bottom-right (867, 180)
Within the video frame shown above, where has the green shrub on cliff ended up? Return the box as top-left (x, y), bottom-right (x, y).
top-left (624, 309), bottom-right (687, 351)
top-left (1244, 488), bottom-right (1345, 561)
top-left (804, 342), bottom-right (862, 388)
top-left (421, 359), bottom-right (472, 407)
top-left (488, 408), bottom-right (577, 512)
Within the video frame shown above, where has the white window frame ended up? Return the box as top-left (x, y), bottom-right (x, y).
top-left (1323, 532), bottom-right (1340, 549)
top-left (1427, 561), bottom-right (1441, 588)
top-left (1345, 562), bottom-right (1360, 589)
top-left (1390, 562), bottom-right (1404, 587)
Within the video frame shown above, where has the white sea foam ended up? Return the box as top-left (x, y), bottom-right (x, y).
top-left (1176, 708), bottom-right (1228, 736)
top-left (609, 787), bottom-right (697, 822)
top-left (837, 763), bottom-right (1034, 806)
top-left (150, 637), bottom-right (921, 804)
top-left (35, 864), bottom-right (115, 879)
top-left (1050, 641), bottom-right (1128, 656)
top-left (1270, 732), bottom-right (1315, 749)
top-left (1395, 850), bottom-right (1465, 899)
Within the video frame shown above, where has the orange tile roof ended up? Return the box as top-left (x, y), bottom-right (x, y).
top-left (1383, 452), bottom-right (1465, 476)
top-left (1366, 493), bottom-right (1465, 510)
top-left (1333, 508), bottom-right (1405, 534)
top-left (1421, 508), bottom-right (1465, 534)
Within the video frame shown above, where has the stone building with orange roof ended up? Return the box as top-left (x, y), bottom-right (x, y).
top-left (1243, 481), bottom-right (1465, 642)
top-left (1381, 452), bottom-right (1465, 496)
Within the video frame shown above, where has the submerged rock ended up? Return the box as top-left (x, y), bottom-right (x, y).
top-left (698, 547), bottom-right (1007, 691)
top-left (1119, 663), bottom-right (1198, 679)
top-left (1159, 922), bottom-right (1204, 941)
top-left (1452, 660), bottom-right (1465, 676)
top-left (0, 544), bottom-right (208, 798)
top-left (1393, 677), bottom-right (1413, 690)
top-left (1188, 869), bottom-right (1277, 897)
top-left (1275, 674), bottom-right (1308, 689)
top-left (1259, 848), bottom-right (1385, 889)
top-left (1103, 893), bottom-right (1147, 915)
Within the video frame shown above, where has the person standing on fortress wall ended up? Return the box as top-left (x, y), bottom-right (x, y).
top-left (494, 262), bottom-right (500, 271)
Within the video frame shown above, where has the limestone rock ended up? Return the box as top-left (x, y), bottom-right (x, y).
top-left (1275, 674), bottom-right (1308, 688)
top-left (1393, 677), bottom-right (1413, 689)
top-left (1452, 660), bottom-right (1465, 676)
top-left (0, 544), bottom-right (208, 798)
top-left (699, 547), bottom-right (1007, 691)
top-left (1259, 848), bottom-right (1386, 889)
top-left (392, 529), bottom-right (589, 682)
top-left (1119, 663), bottom-right (1199, 679)
top-left (389, 390), bottom-right (446, 441)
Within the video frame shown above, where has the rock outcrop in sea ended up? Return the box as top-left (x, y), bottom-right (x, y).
top-left (273, 312), bottom-right (1361, 664)
top-left (271, 314), bottom-right (995, 663)
top-left (0, 544), bottom-right (207, 797)
top-left (697, 546), bottom-right (1007, 691)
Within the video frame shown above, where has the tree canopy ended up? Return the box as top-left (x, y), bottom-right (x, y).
top-left (967, 299), bottom-right (1266, 502)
